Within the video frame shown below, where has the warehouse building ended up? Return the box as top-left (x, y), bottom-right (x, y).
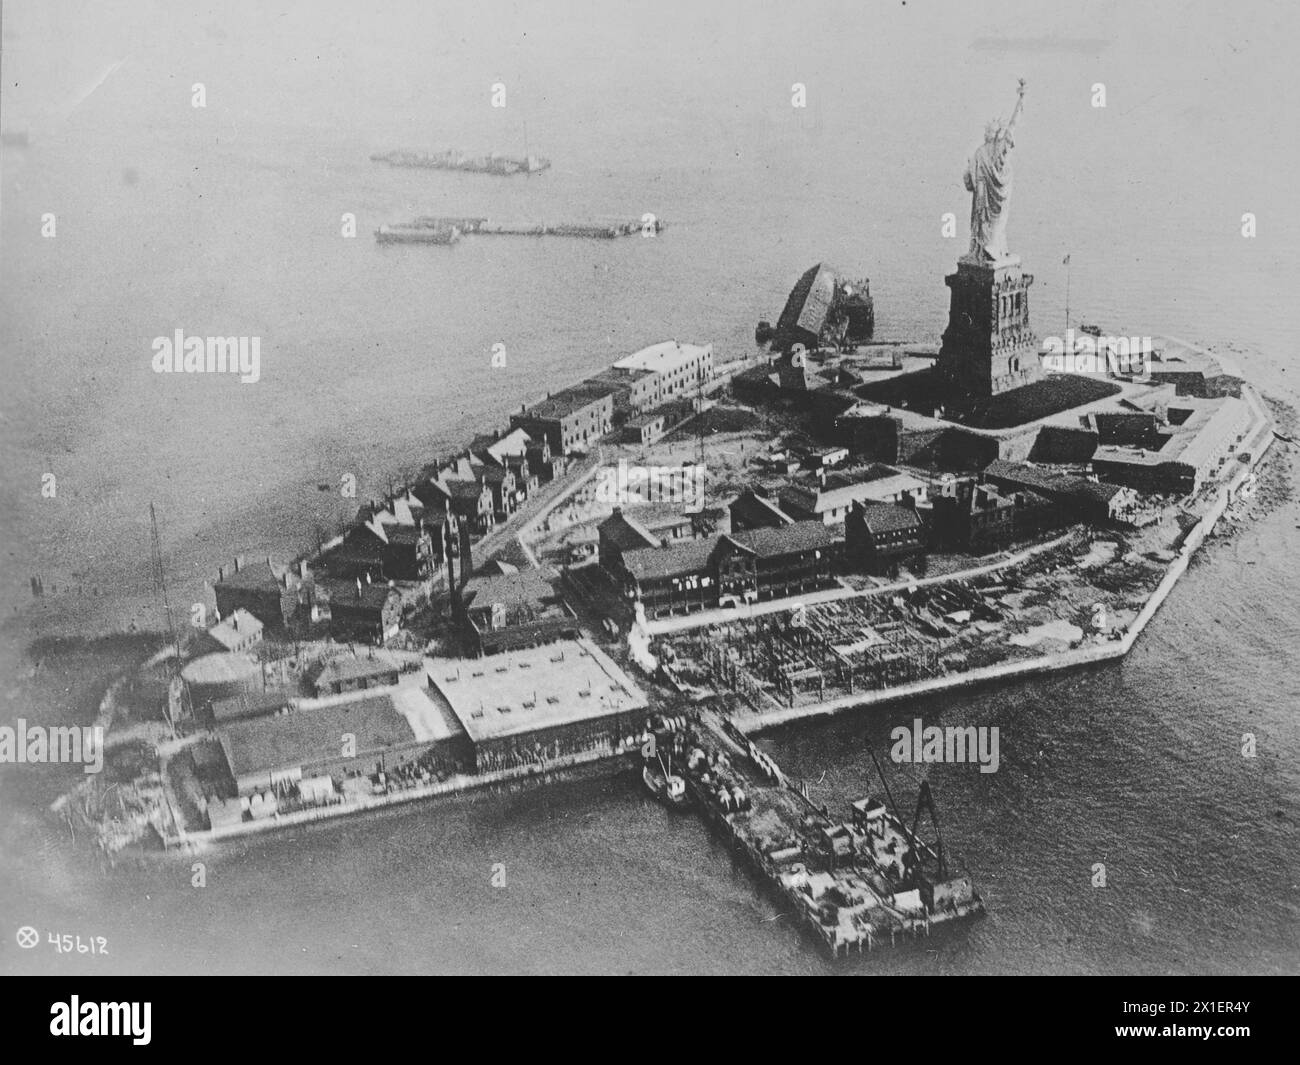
top-left (425, 639), bottom-right (649, 774)
top-left (1089, 396), bottom-right (1253, 495)
top-left (982, 459), bottom-right (1141, 525)
top-left (215, 688), bottom-right (467, 797)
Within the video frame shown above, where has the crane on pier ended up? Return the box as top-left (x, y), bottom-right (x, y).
top-left (149, 503), bottom-right (185, 735)
top-left (865, 745), bottom-right (949, 886)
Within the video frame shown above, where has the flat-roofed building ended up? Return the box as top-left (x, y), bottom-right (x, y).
top-left (510, 383), bottom-right (616, 454)
top-left (608, 341), bottom-right (714, 411)
top-left (1090, 396), bottom-right (1252, 495)
top-left (425, 638), bottom-right (649, 774)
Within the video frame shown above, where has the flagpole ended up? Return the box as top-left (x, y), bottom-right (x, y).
top-left (1064, 254), bottom-right (1071, 335)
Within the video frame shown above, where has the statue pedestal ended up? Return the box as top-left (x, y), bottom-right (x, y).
top-left (938, 255), bottom-right (1042, 397)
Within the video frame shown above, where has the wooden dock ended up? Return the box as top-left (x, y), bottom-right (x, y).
top-left (673, 713), bottom-right (985, 959)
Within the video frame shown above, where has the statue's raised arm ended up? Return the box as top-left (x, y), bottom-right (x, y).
top-left (1006, 79), bottom-right (1027, 136)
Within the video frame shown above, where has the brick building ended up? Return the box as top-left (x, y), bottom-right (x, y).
top-left (844, 502), bottom-right (927, 576)
top-left (510, 383), bottom-right (616, 454)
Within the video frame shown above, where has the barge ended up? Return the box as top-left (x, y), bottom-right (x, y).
top-left (388, 215), bottom-right (663, 240)
top-left (374, 223), bottom-right (461, 245)
top-left (370, 149), bottom-right (550, 176)
top-left (682, 714), bottom-right (985, 958)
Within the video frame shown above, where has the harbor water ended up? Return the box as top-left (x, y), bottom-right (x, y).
top-left (1, 0), bottom-right (1297, 974)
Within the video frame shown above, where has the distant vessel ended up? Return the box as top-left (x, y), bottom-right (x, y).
top-left (374, 223), bottom-right (460, 245)
top-left (370, 149), bottom-right (550, 176)
top-left (405, 215), bottom-right (661, 240)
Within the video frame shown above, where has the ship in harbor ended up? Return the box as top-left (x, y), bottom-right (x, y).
top-left (640, 715), bottom-right (691, 809)
top-left (641, 757), bottom-right (690, 809)
top-left (370, 148), bottom-right (551, 176)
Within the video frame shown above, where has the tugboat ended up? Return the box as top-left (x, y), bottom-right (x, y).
top-left (642, 752), bottom-right (690, 809)
top-left (640, 716), bottom-right (691, 809)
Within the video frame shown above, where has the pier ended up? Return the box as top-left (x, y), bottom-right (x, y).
top-left (660, 712), bottom-right (985, 959)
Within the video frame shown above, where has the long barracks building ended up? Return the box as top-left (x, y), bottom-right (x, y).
top-left (606, 521), bottom-right (839, 620)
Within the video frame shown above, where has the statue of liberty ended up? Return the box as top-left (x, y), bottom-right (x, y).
top-left (964, 79), bottom-right (1026, 263)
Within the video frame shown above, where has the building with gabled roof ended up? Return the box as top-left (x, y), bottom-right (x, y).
top-left (318, 578), bottom-right (404, 645)
top-left (729, 489), bottom-right (796, 532)
top-left (609, 521), bottom-right (838, 619)
top-left (322, 514), bottom-right (439, 584)
top-left (779, 467), bottom-right (928, 525)
top-left (213, 557), bottom-right (295, 631)
top-left (773, 263), bottom-right (875, 354)
top-left (205, 608), bottom-right (264, 653)
top-left (845, 502), bottom-right (927, 576)
top-left (311, 651), bottom-right (408, 696)
top-left (982, 459), bottom-right (1133, 524)
top-left (458, 567), bottom-right (579, 656)
top-left (214, 692), bottom-right (463, 797)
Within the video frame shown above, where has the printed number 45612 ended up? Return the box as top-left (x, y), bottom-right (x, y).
top-left (49, 932), bottom-right (108, 954)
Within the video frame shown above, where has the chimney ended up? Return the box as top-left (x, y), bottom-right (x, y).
top-left (234, 555), bottom-right (245, 573)
top-left (365, 571), bottom-right (372, 584)
top-left (218, 566), bottom-right (225, 581)
top-left (355, 578), bottom-right (362, 598)
top-left (299, 559), bottom-right (309, 579)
